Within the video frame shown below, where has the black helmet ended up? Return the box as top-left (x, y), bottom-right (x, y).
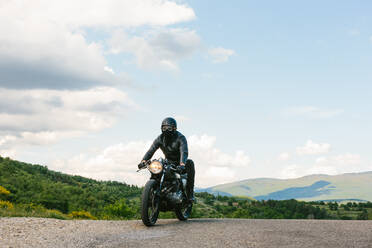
top-left (161, 117), bottom-right (177, 131)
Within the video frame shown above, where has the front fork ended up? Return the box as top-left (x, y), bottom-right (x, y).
top-left (159, 173), bottom-right (165, 190)
top-left (151, 173), bottom-right (164, 198)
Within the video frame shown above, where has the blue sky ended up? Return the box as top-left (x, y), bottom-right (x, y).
top-left (0, 1), bottom-right (371, 187)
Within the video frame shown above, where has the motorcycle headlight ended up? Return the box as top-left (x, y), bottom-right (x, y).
top-left (148, 160), bottom-right (163, 174)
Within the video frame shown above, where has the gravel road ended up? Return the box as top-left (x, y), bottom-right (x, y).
top-left (1, 217), bottom-right (372, 248)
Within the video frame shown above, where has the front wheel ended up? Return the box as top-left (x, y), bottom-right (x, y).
top-left (175, 201), bottom-right (193, 221)
top-left (141, 179), bottom-right (160, 226)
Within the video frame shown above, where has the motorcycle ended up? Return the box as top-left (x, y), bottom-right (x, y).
top-left (137, 158), bottom-right (193, 226)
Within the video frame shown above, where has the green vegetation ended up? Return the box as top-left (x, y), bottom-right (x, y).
top-left (1, 156), bottom-right (371, 220)
top-left (68, 210), bottom-right (97, 220)
top-left (0, 202), bottom-right (69, 219)
top-left (0, 156), bottom-right (141, 217)
top-left (193, 193), bottom-right (372, 220)
top-left (194, 192), bottom-right (328, 219)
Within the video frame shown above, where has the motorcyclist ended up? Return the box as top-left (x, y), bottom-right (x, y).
top-left (138, 117), bottom-right (195, 202)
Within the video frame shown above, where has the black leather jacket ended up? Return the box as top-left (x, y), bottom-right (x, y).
top-left (142, 131), bottom-right (188, 164)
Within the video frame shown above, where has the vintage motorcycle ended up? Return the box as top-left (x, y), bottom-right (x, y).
top-left (137, 158), bottom-right (193, 226)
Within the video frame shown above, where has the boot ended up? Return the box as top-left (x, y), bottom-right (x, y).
top-left (189, 191), bottom-right (195, 203)
top-left (185, 159), bottom-right (195, 203)
top-left (187, 185), bottom-right (195, 203)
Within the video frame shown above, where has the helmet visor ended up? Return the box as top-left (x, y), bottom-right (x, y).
top-left (161, 125), bottom-right (174, 132)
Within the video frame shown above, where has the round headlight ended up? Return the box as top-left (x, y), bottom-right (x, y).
top-left (148, 160), bottom-right (163, 174)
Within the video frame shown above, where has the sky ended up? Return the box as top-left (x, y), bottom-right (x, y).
top-left (0, 0), bottom-right (372, 188)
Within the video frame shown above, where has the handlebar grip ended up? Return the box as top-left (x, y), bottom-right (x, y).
top-left (138, 163), bottom-right (146, 169)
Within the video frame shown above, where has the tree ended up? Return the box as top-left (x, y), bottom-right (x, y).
top-left (357, 209), bottom-right (368, 220)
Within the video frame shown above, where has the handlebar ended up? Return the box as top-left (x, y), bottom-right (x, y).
top-left (136, 159), bottom-right (184, 173)
top-left (136, 160), bottom-right (151, 172)
top-left (169, 165), bottom-right (186, 174)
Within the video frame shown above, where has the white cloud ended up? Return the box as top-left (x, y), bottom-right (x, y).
top-left (306, 154), bottom-right (362, 176)
top-left (316, 153), bottom-right (361, 166)
top-left (280, 153), bottom-right (364, 178)
top-left (0, 87), bottom-right (135, 133)
top-left (296, 140), bottom-right (331, 155)
top-left (108, 28), bottom-right (201, 71)
top-left (0, 0), bottom-right (202, 156)
top-left (51, 134), bottom-right (251, 188)
top-left (1, 0), bottom-right (195, 29)
top-left (0, 0), bottom-right (196, 89)
top-left (204, 166), bottom-right (236, 183)
top-left (188, 135), bottom-right (251, 168)
top-left (1, 132), bottom-right (78, 147)
top-left (283, 106), bottom-right (343, 119)
top-left (0, 135), bottom-right (17, 147)
top-left (51, 140), bottom-right (164, 186)
top-left (278, 152), bottom-right (290, 161)
top-left (0, 148), bottom-right (17, 158)
top-left (208, 47), bottom-right (235, 63)
top-left (0, 10), bottom-right (121, 89)
top-left (104, 66), bottom-right (115, 74)
top-left (280, 164), bottom-right (301, 178)
top-left (0, 87), bottom-right (135, 152)
top-left (174, 115), bottom-right (189, 122)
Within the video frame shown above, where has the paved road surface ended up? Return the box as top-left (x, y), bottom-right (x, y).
top-left (1, 218), bottom-right (372, 247)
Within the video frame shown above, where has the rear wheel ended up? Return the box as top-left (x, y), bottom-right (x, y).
top-left (175, 201), bottom-right (193, 221)
top-left (141, 179), bottom-right (159, 226)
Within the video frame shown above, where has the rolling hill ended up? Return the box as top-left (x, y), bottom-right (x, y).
top-left (0, 156), bottom-right (141, 214)
top-left (197, 172), bottom-right (372, 202)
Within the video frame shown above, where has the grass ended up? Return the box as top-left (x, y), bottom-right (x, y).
top-left (0, 203), bottom-right (70, 220)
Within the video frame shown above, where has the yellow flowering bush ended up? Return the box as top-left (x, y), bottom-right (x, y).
top-left (0, 186), bottom-right (10, 196)
top-left (46, 209), bottom-right (68, 220)
top-left (0, 200), bottom-right (13, 209)
top-left (68, 210), bottom-right (97, 220)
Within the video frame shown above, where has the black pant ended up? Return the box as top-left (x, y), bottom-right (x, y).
top-left (168, 159), bottom-right (195, 193)
top-left (185, 159), bottom-right (195, 193)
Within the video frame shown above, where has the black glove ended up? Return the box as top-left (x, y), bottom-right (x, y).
top-left (178, 165), bottom-right (186, 173)
top-left (138, 161), bottom-right (146, 169)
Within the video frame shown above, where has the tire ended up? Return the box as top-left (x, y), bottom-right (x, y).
top-left (175, 201), bottom-right (193, 221)
top-left (141, 179), bottom-right (160, 226)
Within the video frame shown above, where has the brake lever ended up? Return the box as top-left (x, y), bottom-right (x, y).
top-left (136, 165), bottom-right (146, 172)
top-left (136, 160), bottom-right (151, 172)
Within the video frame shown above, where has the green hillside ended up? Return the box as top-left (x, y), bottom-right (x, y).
top-left (0, 156), bottom-right (141, 216)
top-left (199, 172), bottom-right (372, 202)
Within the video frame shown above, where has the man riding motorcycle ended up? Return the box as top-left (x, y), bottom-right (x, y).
top-left (138, 117), bottom-right (195, 202)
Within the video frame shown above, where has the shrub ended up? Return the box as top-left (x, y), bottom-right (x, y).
top-left (0, 200), bottom-right (14, 209)
top-left (0, 186), bottom-right (10, 196)
top-left (357, 209), bottom-right (368, 220)
top-left (69, 210), bottom-right (97, 220)
top-left (19, 203), bottom-right (44, 213)
top-left (340, 215), bottom-right (352, 220)
top-left (103, 199), bottom-right (136, 219)
top-left (46, 209), bottom-right (68, 220)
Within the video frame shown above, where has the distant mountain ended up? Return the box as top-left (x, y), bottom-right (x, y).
top-left (197, 172), bottom-right (372, 202)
